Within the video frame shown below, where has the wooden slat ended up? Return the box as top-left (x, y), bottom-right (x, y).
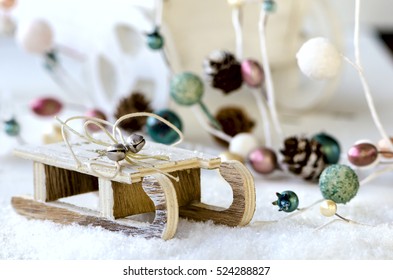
top-left (44, 165), bottom-right (98, 201)
top-left (179, 160), bottom-right (256, 227)
top-left (111, 168), bottom-right (200, 219)
top-left (112, 181), bottom-right (155, 218)
top-left (33, 162), bottom-right (46, 202)
top-left (13, 141), bottom-right (221, 184)
top-left (12, 173), bottom-right (179, 240)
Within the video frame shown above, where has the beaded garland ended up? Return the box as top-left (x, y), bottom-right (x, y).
top-left (146, 28), bottom-right (164, 50)
top-left (3, 118), bottom-right (20, 137)
top-left (272, 191), bottom-right (299, 213)
top-left (319, 164), bottom-right (360, 204)
top-left (146, 109), bottom-right (183, 145)
top-left (170, 72), bottom-right (204, 106)
top-left (3, 0), bottom-right (393, 232)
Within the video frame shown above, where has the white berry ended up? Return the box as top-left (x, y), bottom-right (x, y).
top-left (16, 19), bottom-right (54, 54)
top-left (296, 37), bottom-right (342, 80)
top-left (229, 133), bottom-right (259, 159)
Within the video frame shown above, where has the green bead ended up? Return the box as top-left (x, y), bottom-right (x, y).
top-left (147, 30), bottom-right (164, 50)
top-left (312, 132), bottom-right (341, 164)
top-left (170, 72), bottom-right (204, 106)
top-left (146, 109), bottom-right (182, 145)
top-left (4, 118), bottom-right (20, 137)
top-left (272, 191), bottom-right (299, 213)
top-left (263, 0), bottom-right (277, 13)
top-left (44, 50), bottom-right (58, 71)
top-left (319, 164), bottom-right (359, 204)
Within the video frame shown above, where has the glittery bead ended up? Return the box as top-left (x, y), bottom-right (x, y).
top-left (4, 118), bottom-right (20, 136)
top-left (263, 0), bottom-right (277, 13)
top-left (170, 72), bottom-right (204, 106)
top-left (320, 200), bottom-right (337, 217)
top-left (146, 109), bottom-right (182, 145)
top-left (347, 142), bottom-right (379, 167)
top-left (248, 147), bottom-right (277, 174)
top-left (146, 29), bottom-right (164, 50)
top-left (312, 132), bottom-right (341, 164)
top-left (241, 59), bottom-right (264, 88)
top-left (272, 191), bottom-right (299, 213)
top-left (319, 164), bottom-right (359, 204)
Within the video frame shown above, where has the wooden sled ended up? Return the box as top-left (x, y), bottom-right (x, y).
top-left (12, 140), bottom-right (256, 240)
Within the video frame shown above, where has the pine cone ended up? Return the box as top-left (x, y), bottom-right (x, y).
top-left (214, 106), bottom-right (255, 146)
top-left (114, 92), bottom-right (152, 132)
top-left (203, 50), bottom-right (243, 94)
top-left (280, 136), bottom-right (328, 181)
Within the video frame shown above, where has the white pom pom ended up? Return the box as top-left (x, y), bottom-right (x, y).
top-left (296, 37), bottom-right (342, 80)
top-left (229, 133), bottom-right (259, 159)
top-left (16, 19), bottom-right (54, 54)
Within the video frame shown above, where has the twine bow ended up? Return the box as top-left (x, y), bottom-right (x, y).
top-left (56, 112), bottom-right (184, 181)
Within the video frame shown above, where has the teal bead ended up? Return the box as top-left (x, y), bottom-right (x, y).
top-left (170, 72), bottom-right (204, 106)
top-left (263, 0), bottom-right (277, 13)
top-left (312, 132), bottom-right (341, 164)
top-left (147, 30), bottom-right (164, 50)
top-left (44, 50), bottom-right (58, 71)
top-left (272, 191), bottom-right (299, 213)
top-left (4, 118), bottom-right (20, 137)
top-left (146, 109), bottom-right (182, 145)
top-left (319, 164), bottom-right (359, 204)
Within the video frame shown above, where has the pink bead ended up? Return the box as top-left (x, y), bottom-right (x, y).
top-left (16, 19), bottom-right (53, 54)
top-left (347, 142), bottom-right (379, 167)
top-left (248, 147), bottom-right (277, 174)
top-left (241, 59), bottom-right (264, 88)
top-left (30, 97), bottom-right (63, 116)
top-left (85, 109), bottom-right (107, 132)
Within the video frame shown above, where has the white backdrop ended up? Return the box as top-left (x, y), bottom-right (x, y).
top-left (8, 0), bottom-right (393, 111)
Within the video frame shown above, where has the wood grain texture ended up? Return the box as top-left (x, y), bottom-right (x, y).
top-left (112, 180), bottom-right (154, 219)
top-left (13, 141), bottom-right (221, 184)
top-left (98, 178), bottom-right (114, 219)
top-left (44, 165), bottom-right (98, 202)
top-left (33, 162), bottom-right (46, 201)
top-left (12, 174), bottom-right (179, 240)
top-left (109, 168), bottom-right (200, 219)
top-left (179, 160), bottom-right (256, 227)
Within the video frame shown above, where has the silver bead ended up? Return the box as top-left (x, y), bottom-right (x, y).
top-left (126, 134), bottom-right (146, 153)
top-left (106, 143), bottom-right (127, 162)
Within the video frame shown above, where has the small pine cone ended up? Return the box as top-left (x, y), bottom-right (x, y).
top-left (203, 50), bottom-right (243, 94)
top-left (114, 92), bottom-right (153, 132)
top-left (213, 106), bottom-right (255, 146)
top-left (280, 136), bottom-right (328, 181)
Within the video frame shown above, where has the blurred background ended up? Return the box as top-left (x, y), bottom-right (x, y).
top-left (1, 0), bottom-right (393, 149)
